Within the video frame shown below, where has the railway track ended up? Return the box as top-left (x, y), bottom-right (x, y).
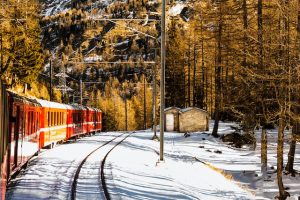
top-left (71, 132), bottom-right (132, 200)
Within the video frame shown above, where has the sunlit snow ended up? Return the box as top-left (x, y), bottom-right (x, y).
top-left (6, 121), bottom-right (300, 200)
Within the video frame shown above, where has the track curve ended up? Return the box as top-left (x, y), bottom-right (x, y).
top-left (71, 132), bottom-right (132, 200)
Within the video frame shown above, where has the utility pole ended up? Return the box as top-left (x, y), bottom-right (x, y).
top-left (152, 49), bottom-right (157, 138)
top-left (80, 78), bottom-right (83, 105)
top-left (125, 94), bottom-right (128, 131)
top-left (50, 59), bottom-right (53, 101)
top-left (144, 74), bottom-right (147, 129)
top-left (193, 41), bottom-right (196, 107)
top-left (160, 0), bottom-right (166, 161)
top-left (0, 33), bottom-right (3, 73)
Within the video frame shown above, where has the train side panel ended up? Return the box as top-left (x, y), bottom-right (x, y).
top-left (41, 108), bottom-right (68, 147)
top-left (7, 94), bottom-right (41, 178)
top-left (0, 82), bottom-right (8, 200)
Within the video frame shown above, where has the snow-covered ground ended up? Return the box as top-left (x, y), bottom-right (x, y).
top-left (41, 0), bottom-right (72, 16)
top-left (6, 121), bottom-right (300, 200)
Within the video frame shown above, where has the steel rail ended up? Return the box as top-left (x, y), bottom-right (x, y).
top-left (70, 133), bottom-right (126, 200)
top-left (100, 132), bottom-right (133, 200)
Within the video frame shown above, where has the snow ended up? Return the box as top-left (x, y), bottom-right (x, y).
top-left (84, 55), bottom-right (103, 62)
top-left (41, 0), bottom-right (72, 17)
top-left (168, 3), bottom-right (185, 16)
top-left (6, 121), bottom-right (300, 200)
top-left (107, 133), bottom-right (254, 200)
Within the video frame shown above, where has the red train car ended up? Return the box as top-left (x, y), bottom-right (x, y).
top-left (0, 91), bottom-right (102, 200)
top-left (7, 92), bottom-right (41, 178)
top-left (36, 99), bottom-right (72, 148)
top-left (85, 106), bottom-right (102, 134)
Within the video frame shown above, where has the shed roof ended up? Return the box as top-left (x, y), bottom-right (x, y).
top-left (164, 107), bottom-right (181, 112)
top-left (180, 107), bottom-right (209, 114)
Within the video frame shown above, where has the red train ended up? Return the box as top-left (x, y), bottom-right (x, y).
top-left (0, 87), bottom-right (102, 200)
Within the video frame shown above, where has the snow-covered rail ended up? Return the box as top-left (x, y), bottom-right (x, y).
top-left (71, 132), bottom-right (132, 200)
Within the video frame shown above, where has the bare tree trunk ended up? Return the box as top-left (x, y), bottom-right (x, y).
top-left (285, 126), bottom-right (296, 175)
top-left (261, 128), bottom-right (267, 178)
top-left (258, 0), bottom-right (263, 68)
top-left (212, 4), bottom-right (222, 138)
top-left (277, 114), bottom-right (289, 200)
top-left (242, 0), bottom-right (248, 65)
top-left (285, 0), bottom-right (300, 176)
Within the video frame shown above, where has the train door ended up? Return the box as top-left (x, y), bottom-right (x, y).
top-left (11, 105), bottom-right (23, 170)
top-left (11, 106), bottom-right (20, 170)
top-left (17, 107), bottom-right (25, 166)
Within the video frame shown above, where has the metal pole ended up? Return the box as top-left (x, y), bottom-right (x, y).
top-left (144, 74), bottom-right (147, 129)
top-left (0, 33), bottom-right (3, 73)
top-left (50, 59), bottom-right (53, 101)
top-left (160, 0), bottom-right (166, 161)
top-left (152, 51), bottom-right (157, 137)
top-left (80, 78), bottom-right (83, 105)
top-left (125, 95), bottom-right (128, 131)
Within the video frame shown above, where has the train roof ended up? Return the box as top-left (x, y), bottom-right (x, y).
top-left (84, 106), bottom-right (102, 112)
top-left (35, 99), bottom-right (73, 110)
top-left (70, 103), bottom-right (87, 110)
top-left (7, 91), bottom-right (41, 107)
top-left (7, 90), bottom-right (101, 111)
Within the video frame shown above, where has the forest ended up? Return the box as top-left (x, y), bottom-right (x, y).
top-left (1, 0), bottom-right (300, 199)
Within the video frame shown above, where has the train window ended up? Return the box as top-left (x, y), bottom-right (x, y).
top-left (32, 112), bottom-right (34, 134)
top-left (29, 111), bottom-right (32, 135)
top-left (55, 112), bottom-right (58, 126)
top-left (54, 112), bottom-right (56, 126)
top-left (53, 112), bottom-right (55, 126)
top-left (31, 112), bottom-right (34, 134)
top-left (37, 112), bottom-right (39, 130)
top-left (35, 112), bottom-right (37, 132)
top-left (26, 112), bottom-right (29, 135)
top-left (50, 112), bottom-right (54, 126)
top-left (49, 112), bottom-right (51, 126)
top-left (29, 111), bottom-right (31, 135)
top-left (34, 112), bottom-right (37, 133)
top-left (47, 112), bottom-right (49, 127)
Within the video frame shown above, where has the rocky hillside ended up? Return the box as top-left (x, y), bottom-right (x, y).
top-left (39, 0), bottom-right (190, 83)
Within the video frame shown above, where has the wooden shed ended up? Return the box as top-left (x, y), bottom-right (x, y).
top-left (179, 107), bottom-right (209, 133)
top-left (164, 107), bottom-right (180, 132)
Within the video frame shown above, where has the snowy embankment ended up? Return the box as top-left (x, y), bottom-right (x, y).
top-left (106, 131), bottom-right (255, 200)
top-left (105, 121), bottom-right (300, 200)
